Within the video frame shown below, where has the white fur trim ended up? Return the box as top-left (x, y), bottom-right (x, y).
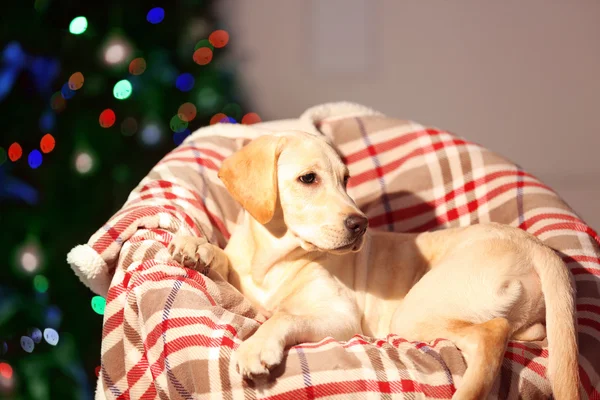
top-left (67, 245), bottom-right (111, 297)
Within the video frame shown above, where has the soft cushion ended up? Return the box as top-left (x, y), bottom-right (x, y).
top-left (68, 102), bottom-right (600, 399)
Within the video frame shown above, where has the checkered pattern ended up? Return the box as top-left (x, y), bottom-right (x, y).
top-left (73, 103), bottom-right (600, 399)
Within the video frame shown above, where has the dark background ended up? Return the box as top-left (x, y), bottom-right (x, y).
top-left (0, 1), bottom-right (248, 398)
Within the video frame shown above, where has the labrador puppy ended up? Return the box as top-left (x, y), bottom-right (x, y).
top-left (168, 131), bottom-right (579, 400)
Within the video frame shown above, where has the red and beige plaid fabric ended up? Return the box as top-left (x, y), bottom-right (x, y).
top-left (73, 104), bottom-right (600, 399)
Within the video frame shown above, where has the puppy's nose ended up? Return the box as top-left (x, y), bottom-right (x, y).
top-left (344, 214), bottom-right (368, 235)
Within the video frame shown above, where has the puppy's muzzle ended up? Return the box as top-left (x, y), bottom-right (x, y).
top-left (344, 214), bottom-right (368, 239)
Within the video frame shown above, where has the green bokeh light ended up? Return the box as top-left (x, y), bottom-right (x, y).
top-left (33, 275), bottom-right (49, 293)
top-left (69, 16), bottom-right (88, 35)
top-left (91, 295), bottom-right (106, 315)
top-left (113, 79), bottom-right (132, 100)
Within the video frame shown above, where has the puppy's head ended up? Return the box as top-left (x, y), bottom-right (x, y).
top-left (218, 131), bottom-right (367, 254)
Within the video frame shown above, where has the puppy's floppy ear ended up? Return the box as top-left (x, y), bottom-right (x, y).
top-left (218, 135), bottom-right (285, 224)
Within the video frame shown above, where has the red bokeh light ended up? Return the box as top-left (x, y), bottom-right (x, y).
top-left (178, 102), bottom-right (197, 122)
top-left (210, 113), bottom-right (227, 125)
top-left (40, 133), bottom-right (56, 153)
top-left (208, 30), bottom-right (229, 48)
top-left (193, 47), bottom-right (213, 66)
top-left (241, 112), bottom-right (261, 125)
top-left (0, 362), bottom-right (13, 379)
top-left (8, 142), bottom-right (22, 161)
top-left (99, 109), bottom-right (116, 128)
top-left (129, 58), bottom-right (147, 75)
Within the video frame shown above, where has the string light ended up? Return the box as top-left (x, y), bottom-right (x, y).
top-left (175, 73), bottom-right (194, 92)
top-left (18, 243), bottom-right (42, 274)
top-left (69, 16), bottom-right (88, 35)
top-left (43, 328), bottom-right (59, 346)
top-left (20, 336), bottom-right (34, 353)
top-left (28, 150), bottom-right (42, 169)
top-left (177, 102), bottom-right (197, 122)
top-left (99, 109), bottom-right (116, 128)
top-left (173, 129), bottom-right (191, 146)
top-left (39, 111), bottom-right (55, 132)
top-left (8, 142), bottom-right (22, 162)
top-left (68, 72), bottom-right (84, 90)
top-left (210, 113), bottom-right (227, 125)
top-left (113, 79), bottom-right (132, 100)
top-left (141, 123), bottom-right (161, 146)
top-left (169, 115), bottom-right (188, 133)
top-left (146, 7), bottom-right (165, 24)
top-left (120, 117), bottom-right (138, 136)
top-left (193, 47), bottom-right (212, 66)
top-left (208, 30), bottom-right (229, 48)
top-left (128, 58), bottom-right (146, 75)
top-left (50, 92), bottom-right (66, 112)
top-left (103, 38), bottom-right (131, 65)
top-left (29, 328), bottom-right (42, 344)
top-left (40, 134), bottom-right (55, 153)
top-left (45, 305), bottom-right (62, 328)
top-left (33, 275), bottom-right (49, 293)
top-left (91, 296), bottom-right (106, 315)
top-left (60, 83), bottom-right (76, 100)
top-left (0, 363), bottom-right (12, 379)
top-left (242, 112), bottom-right (262, 125)
top-left (75, 151), bottom-right (94, 174)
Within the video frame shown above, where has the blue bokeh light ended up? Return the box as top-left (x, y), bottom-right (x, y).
top-left (173, 129), bottom-right (191, 146)
top-left (39, 110), bottom-right (55, 131)
top-left (175, 73), bottom-right (194, 92)
top-left (146, 7), bottom-right (165, 24)
top-left (60, 82), bottom-right (75, 100)
top-left (28, 150), bottom-right (42, 169)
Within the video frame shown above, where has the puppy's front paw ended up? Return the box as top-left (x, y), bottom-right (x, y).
top-left (168, 235), bottom-right (215, 270)
top-left (234, 336), bottom-right (284, 381)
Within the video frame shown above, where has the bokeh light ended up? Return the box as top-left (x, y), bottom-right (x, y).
top-left (39, 111), bottom-right (55, 132)
top-left (193, 47), bottom-right (213, 66)
top-left (43, 328), bottom-right (59, 346)
top-left (175, 73), bottom-right (194, 92)
top-left (68, 72), bottom-right (84, 90)
top-left (146, 7), bottom-right (165, 24)
top-left (33, 275), bottom-right (49, 293)
top-left (45, 305), bottom-right (62, 328)
top-left (120, 117), bottom-right (138, 136)
top-left (220, 116), bottom-right (236, 124)
top-left (75, 151), bottom-right (94, 174)
top-left (209, 30), bottom-right (229, 48)
top-left (28, 150), bottom-right (42, 169)
top-left (222, 103), bottom-right (242, 120)
top-left (0, 147), bottom-right (6, 166)
top-left (194, 39), bottom-right (214, 51)
top-left (141, 123), bottom-right (161, 146)
top-left (8, 143), bottom-right (22, 162)
top-left (242, 112), bottom-right (262, 125)
top-left (169, 115), bottom-right (188, 133)
top-left (20, 336), bottom-right (34, 353)
top-left (99, 109), bottom-right (116, 128)
top-left (40, 134), bottom-right (55, 153)
top-left (69, 16), bottom-right (88, 35)
top-left (29, 328), bottom-right (42, 344)
top-left (210, 113), bottom-right (227, 125)
top-left (60, 83), bottom-right (76, 100)
top-left (104, 43), bottom-right (127, 65)
top-left (0, 363), bottom-right (12, 379)
top-left (128, 57), bottom-right (146, 75)
top-left (50, 92), bottom-right (66, 112)
top-left (91, 296), bottom-right (106, 315)
top-left (177, 102), bottom-right (197, 122)
top-left (196, 87), bottom-right (220, 111)
top-left (173, 129), bottom-right (191, 146)
top-left (18, 243), bottom-right (42, 274)
top-left (113, 79), bottom-right (132, 100)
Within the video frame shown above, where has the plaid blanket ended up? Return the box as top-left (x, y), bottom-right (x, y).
top-left (67, 102), bottom-right (600, 399)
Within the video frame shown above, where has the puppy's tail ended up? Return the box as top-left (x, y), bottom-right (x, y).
top-left (532, 245), bottom-right (580, 400)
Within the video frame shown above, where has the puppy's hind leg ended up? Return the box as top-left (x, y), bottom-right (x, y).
top-left (443, 318), bottom-right (511, 400)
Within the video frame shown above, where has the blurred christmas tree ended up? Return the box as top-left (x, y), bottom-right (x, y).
top-left (0, 1), bottom-right (255, 398)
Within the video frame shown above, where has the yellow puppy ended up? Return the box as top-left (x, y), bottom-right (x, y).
top-left (168, 131), bottom-right (579, 400)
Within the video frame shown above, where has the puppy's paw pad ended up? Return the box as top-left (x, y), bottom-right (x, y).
top-left (168, 235), bottom-right (211, 269)
top-left (234, 339), bottom-right (283, 381)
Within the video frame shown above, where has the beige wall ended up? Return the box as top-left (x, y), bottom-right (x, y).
top-left (220, 0), bottom-right (599, 228)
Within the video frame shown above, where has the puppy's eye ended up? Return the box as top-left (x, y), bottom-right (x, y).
top-left (298, 173), bottom-right (317, 184)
